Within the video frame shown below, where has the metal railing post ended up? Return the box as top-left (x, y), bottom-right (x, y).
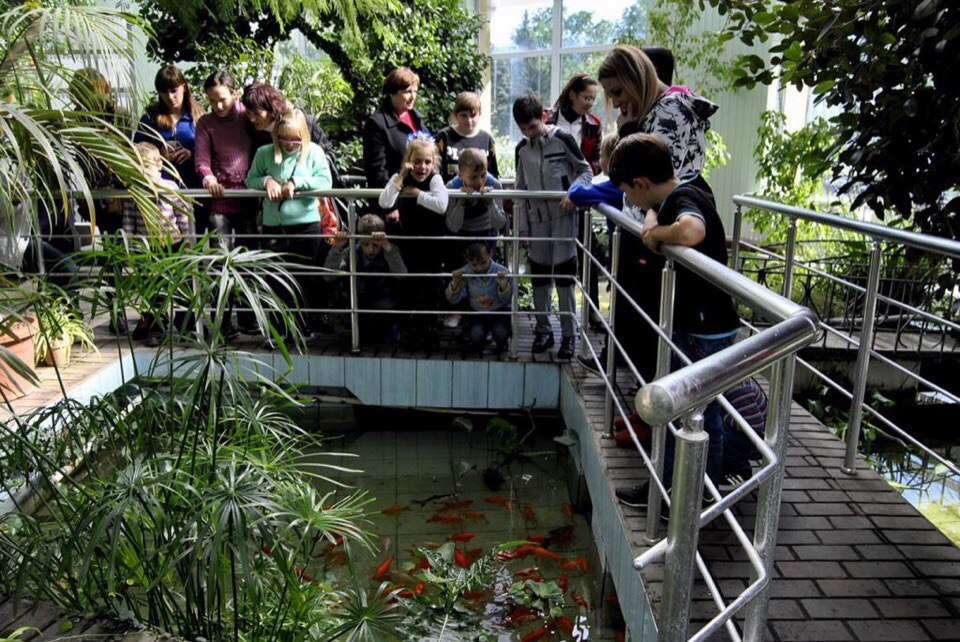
top-left (579, 209), bottom-right (593, 359)
top-left (603, 225), bottom-right (622, 436)
top-left (347, 200), bottom-right (360, 353)
top-left (189, 216), bottom-right (203, 338)
top-left (509, 206), bottom-right (521, 359)
top-left (645, 258), bottom-right (676, 542)
top-left (730, 204), bottom-right (743, 273)
top-left (782, 219), bottom-right (797, 299)
top-left (842, 240), bottom-right (882, 474)
top-left (658, 409), bottom-right (708, 642)
top-left (742, 353), bottom-right (797, 641)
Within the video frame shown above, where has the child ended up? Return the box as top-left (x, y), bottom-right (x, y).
top-left (123, 142), bottom-right (192, 345)
top-left (513, 94), bottom-right (593, 360)
top-left (446, 242), bottom-right (512, 354)
top-left (325, 214), bottom-right (407, 343)
top-left (608, 133), bottom-right (740, 508)
top-left (446, 148), bottom-right (506, 247)
top-left (245, 108), bottom-right (332, 342)
top-left (436, 91), bottom-right (499, 183)
top-left (377, 135), bottom-right (449, 346)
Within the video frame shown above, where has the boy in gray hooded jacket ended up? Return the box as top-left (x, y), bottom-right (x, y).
top-left (513, 94), bottom-right (593, 359)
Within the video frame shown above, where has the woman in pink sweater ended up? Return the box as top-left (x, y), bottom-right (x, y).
top-left (194, 70), bottom-right (255, 249)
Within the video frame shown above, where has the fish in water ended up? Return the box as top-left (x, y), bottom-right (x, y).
top-left (381, 504), bottom-right (409, 516)
top-left (454, 548), bottom-right (469, 568)
top-left (484, 496), bottom-right (511, 505)
top-left (448, 533), bottom-right (476, 543)
top-left (521, 627), bottom-right (551, 642)
top-left (561, 502), bottom-right (575, 519)
top-left (465, 548), bottom-right (483, 564)
top-left (558, 556), bottom-right (589, 572)
top-left (543, 524), bottom-right (574, 548)
top-left (558, 575), bottom-right (568, 589)
top-left (295, 566), bottom-right (314, 583)
top-left (527, 535), bottom-right (547, 544)
top-left (427, 514), bottom-right (463, 524)
top-left (522, 505), bottom-right (538, 524)
top-left (437, 499), bottom-right (473, 512)
top-left (515, 545), bottom-right (563, 561)
top-left (463, 510), bottom-right (488, 522)
top-left (501, 605), bottom-right (537, 627)
top-left (572, 592), bottom-right (591, 610)
top-left (514, 566), bottom-right (540, 578)
top-left (373, 556), bottom-right (393, 581)
top-left (413, 493), bottom-right (455, 508)
top-left (550, 616), bottom-right (574, 635)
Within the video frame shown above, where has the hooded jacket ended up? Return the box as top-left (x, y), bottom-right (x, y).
top-left (514, 126), bottom-right (593, 265)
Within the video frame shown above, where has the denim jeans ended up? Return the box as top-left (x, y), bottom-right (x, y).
top-left (662, 332), bottom-right (737, 486)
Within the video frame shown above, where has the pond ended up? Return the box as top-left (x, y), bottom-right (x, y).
top-left (299, 405), bottom-right (626, 641)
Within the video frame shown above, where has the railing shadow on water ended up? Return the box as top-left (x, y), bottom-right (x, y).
top-left (17, 187), bottom-right (826, 642)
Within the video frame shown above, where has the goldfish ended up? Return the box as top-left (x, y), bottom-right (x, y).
top-left (550, 616), bottom-right (574, 635)
top-left (528, 535), bottom-right (547, 544)
top-left (496, 550), bottom-right (518, 562)
top-left (294, 567), bottom-right (314, 583)
top-left (522, 505), bottom-right (539, 524)
top-left (448, 533), bottom-right (476, 543)
top-left (561, 502), bottom-right (575, 519)
top-left (438, 499), bottom-right (473, 512)
top-left (427, 514), bottom-right (463, 524)
top-left (485, 496), bottom-right (511, 504)
top-left (572, 592), bottom-right (591, 610)
top-left (412, 582), bottom-right (425, 595)
top-left (607, 595), bottom-right (620, 605)
top-left (559, 556), bottom-right (589, 572)
top-left (501, 605), bottom-right (537, 627)
top-left (516, 545), bottom-right (563, 561)
top-left (381, 505), bottom-right (409, 516)
top-left (521, 627), bottom-right (551, 642)
top-left (327, 550), bottom-right (347, 566)
top-left (515, 566), bottom-right (540, 578)
top-left (463, 510), bottom-right (488, 522)
top-left (373, 556), bottom-right (393, 581)
top-left (558, 575), bottom-right (568, 590)
top-left (454, 548), bottom-right (469, 568)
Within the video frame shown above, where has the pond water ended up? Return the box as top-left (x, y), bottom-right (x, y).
top-left (300, 407), bottom-right (626, 641)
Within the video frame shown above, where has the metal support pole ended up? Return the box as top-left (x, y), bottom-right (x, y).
top-left (658, 409), bottom-right (708, 642)
top-left (603, 225), bottom-right (622, 437)
top-left (730, 204), bottom-right (743, 273)
top-left (782, 219), bottom-right (797, 299)
top-left (579, 209), bottom-right (593, 360)
top-left (189, 216), bottom-right (203, 338)
top-left (347, 200), bottom-right (360, 353)
top-left (741, 354), bottom-right (796, 641)
top-left (842, 240), bottom-right (882, 474)
top-left (509, 206), bottom-right (521, 360)
top-left (645, 258), bottom-right (676, 542)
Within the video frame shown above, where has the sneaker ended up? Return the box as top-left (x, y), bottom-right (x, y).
top-left (444, 314), bottom-right (462, 328)
top-left (616, 482), bottom-right (653, 508)
top-left (557, 337), bottom-right (575, 360)
top-left (718, 471), bottom-right (750, 494)
top-left (532, 331), bottom-right (555, 353)
top-left (576, 353), bottom-right (602, 375)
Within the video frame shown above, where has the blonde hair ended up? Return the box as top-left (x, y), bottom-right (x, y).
top-left (135, 141), bottom-right (162, 169)
top-left (457, 148), bottom-right (487, 174)
top-left (597, 45), bottom-right (662, 126)
top-left (272, 108), bottom-right (311, 165)
top-left (403, 138), bottom-right (438, 166)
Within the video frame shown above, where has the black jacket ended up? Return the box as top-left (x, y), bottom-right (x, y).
top-left (362, 102), bottom-right (426, 189)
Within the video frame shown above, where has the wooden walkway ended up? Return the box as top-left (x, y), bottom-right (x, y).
top-left (567, 361), bottom-right (960, 641)
top-left (0, 595), bottom-right (166, 641)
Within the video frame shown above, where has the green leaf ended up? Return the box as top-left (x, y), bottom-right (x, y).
top-left (813, 80), bottom-right (836, 94)
top-left (58, 620), bottom-right (74, 634)
top-left (752, 11), bottom-right (774, 25)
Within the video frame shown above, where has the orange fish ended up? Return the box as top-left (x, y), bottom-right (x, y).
top-left (485, 496), bottom-right (511, 504)
top-left (448, 533), bottom-right (476, 543)
top-left (515, 566), bottom-right (540, 578)
top-left (412, 582), bottom-right (425, 595)
top-left (561, 502), bottom-right (575, 519)
top-left (373, 556), bottom-right (393, 581)
top-left (616, 632), bottom-right (626, 642)
top-left (427, 514), bottom-right (463, 524)
top-left (521, 627), bottom-right (551, 642)
top-left (463, 510), bottom-right (488, 522)
top-left (496, 550), bottom-right (518, 562)
top-left (327, 550), bottom-right (347, 566)
top-left (558, 575), bottom-right (568, 589)
top-left (559, 556), bottom-right (588, 572)
top-left (607, 595), bottom-right (620, 605)
top-left (381, 504), bottom-right (409, 516)
top-left (550, 616), bottom-right (574, 635)
top-left (572, 592), bottom-right (591, 610)
top-left (522, 505), bottom-right (538, 524)
top-left (528, 535), bottom-right (547, 544)
top-left (295, 566), bottom-right (314, 582)
top-left (465, 548), bottom-right (483, 564)
top-left (516, 545), bottom-right (563, 561)
top-left (454, 548), bottom-right (469, 568)
top-left (502, 605), bottom-right (537, 627)
top-left (438, 499), bottom-right (473, 512)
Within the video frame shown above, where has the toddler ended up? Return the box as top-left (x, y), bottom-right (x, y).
top-left (446, 242), bottom-right (512, 354)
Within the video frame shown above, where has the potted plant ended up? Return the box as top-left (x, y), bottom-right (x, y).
top-left (34, 295), bottom-right (96, 369)
top-left (0, 312), bottom-right (39, 399)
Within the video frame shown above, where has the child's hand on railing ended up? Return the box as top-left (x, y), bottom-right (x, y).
top-left (401, 186), bottom-right (421, 198)
top-left (203, 176), bottom-right (225, 199)
top-left (280, 182), bottom-right (296, 200)
top-left (560, 195), bottom-right (576, 211)
top-left (372, 231), bottom-right (391, 252)
top-left (451, 268), bottom-right (464, 289)
top-left (265, 177), bottom-right (283, 202)
top-left (331, 231), bottom-right (349, 251)
top-left (496, 268), bottom-right (509, 292)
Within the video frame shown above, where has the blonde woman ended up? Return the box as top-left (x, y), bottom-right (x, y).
top-left (246, 108), bottom-right (333, 341)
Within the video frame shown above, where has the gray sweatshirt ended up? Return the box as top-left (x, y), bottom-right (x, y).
top-left (514, 126), bottom-right (592, 265)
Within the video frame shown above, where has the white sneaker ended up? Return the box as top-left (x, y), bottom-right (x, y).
top-left (444, 314), bottom-right (462, 328)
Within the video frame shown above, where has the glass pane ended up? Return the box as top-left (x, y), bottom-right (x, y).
top-left (491, 55), bottom-right (553, 163)
top-left (562, 0), bottom-right (647, 47)
top-left (490, 0), bottom-right (554, 54)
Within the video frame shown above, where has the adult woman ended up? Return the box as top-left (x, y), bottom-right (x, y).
top-left (362, 67), bottom-right (426, 219)
top-left (546, 73), bottom-right (603, 174)
top-left (133, 65), bottom-right (204, 188)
